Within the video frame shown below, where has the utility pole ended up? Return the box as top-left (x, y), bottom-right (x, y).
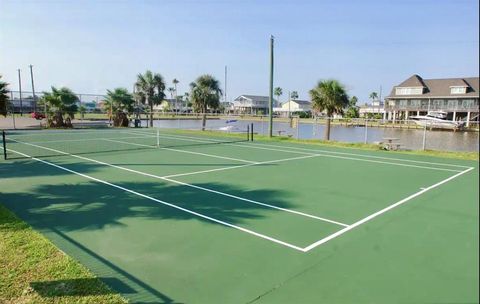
top-left (224, 65), bottom-right (227, 103)
top-left (268, 35), bottom-right (274, 137)
top-left (17, 69), bottom-right (23, 116)
top-left (288, 90), bottom-right (291, 118)
top-left (29, 65), bottom-right (37, 113)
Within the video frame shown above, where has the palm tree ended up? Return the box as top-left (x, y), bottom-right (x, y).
top-left (40, 87), bottom-right (79, 127)
top-left (183, 92), bottom-right (191, 109)
top-left (274, 87), bottom-right (283, 105)
top-left (104, 88), bottom-right (135, 127)
top-left (0, 75), bottom-right (9, 117)
top-left (190, 74), bottom-right (222, 130)
top-left (173, 78), bottom-right (179, 113)
top-left (135, 71), bottom-right (166, 127)
top-left (167, 87), bottom-right (175, 113)
top-left (290, 91), bottom-right (299, 100)
top-left (369, 92), bottom-right (378, 102)
top-left (309, 79), bottom-right (349, 140)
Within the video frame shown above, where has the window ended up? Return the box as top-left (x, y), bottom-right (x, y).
top-left (410, 100), bottom-right (421, 108)
top-left (462, 99), bottom-right (475, 109)
top-left (395, 87), bottom-right (423, 95)
top-left (432, 99), bottom-right (445, 110)
top-left (399, 100), bottom-right (408, 108)
top-left (451, 87), bottom-right (467, 94)
top-left (447, 100), bottom-right (458, 109)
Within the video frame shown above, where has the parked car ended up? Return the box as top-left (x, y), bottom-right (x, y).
top-left (31, 112), bottom-right (46, 120)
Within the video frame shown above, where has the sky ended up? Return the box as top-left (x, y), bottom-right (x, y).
top-left (1, 0), bottom-right (479, 103)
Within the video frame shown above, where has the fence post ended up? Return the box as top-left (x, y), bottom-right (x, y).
top-left (2, 130), bottom-right (7, 160)
top-left (422, 122), bottom-right (427, 150)
top-left (364, 118), bottom-right (368, 144)
top-left (296, 118), bottom-right (300, 139)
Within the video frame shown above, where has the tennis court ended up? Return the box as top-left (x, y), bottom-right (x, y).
top-left (1, 128), bottom-right (478, 303)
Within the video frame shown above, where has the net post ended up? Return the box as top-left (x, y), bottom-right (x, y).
top-left (156, 128), bottom-right (160, 148)
top-left (250, 123), bottom-right (254, 141)
top-left (247, 124), bottom-right (250, 141)
top-left (2, 130), bottom-right (6, 160)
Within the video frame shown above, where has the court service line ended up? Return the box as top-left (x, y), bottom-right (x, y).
top-left (8, 138), bottom-right (348, 227)
top-left (7, 148), bottom-right (306, 252)
top-left (246, 142), bottom-right (473, 169)
top-left (26, 134), bottom-right (155, 144)
top-left (150, 132), bottom-right (472, 169)
top-left (161, 154), bottom-right (320, 178)
top-left (102, 138), bottom-right (259, 164)
top-left (302, 166), bottom-right (475, 252)
top-left (147, 133), bottom-right (462, 173)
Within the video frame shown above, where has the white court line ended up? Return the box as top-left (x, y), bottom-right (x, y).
top-left (102, 138), bottom-right (259, 164)
top-left (302, 166), bottom-right (475, 252)
top-left (8, 138), bottom-right (347, 227)
top-left (138, 133), bottom-right (464, 173)
top-left (143, 131), bottom-right (472, 169)
top-left (162, 154), bottom-right (320, 178)
top-left (7, 148), bottom-right (306, 252)
top-left (142, 133), bottom-right (462, 173)
top-left (247, 142), bottom-right (473, 169)
top-left (25, 134), bottom-right (154, 144)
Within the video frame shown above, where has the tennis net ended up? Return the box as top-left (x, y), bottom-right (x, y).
top-left (2, 127), bottom-right (252, 160)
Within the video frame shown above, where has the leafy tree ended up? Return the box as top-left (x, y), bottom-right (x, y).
top-left (135, 70), bottom-right (166, 127)
top-left (344, 96), bottom-right (359, 118)
top-left (78, 105), bottom-right (87, 119)
top-left (274, 87), bottom-right (283, 104)
top-left (190, 74), bottom-right (222, 130)
top-left (0, 75), bottom-right (9, 116)
top-left (40, 87), bottom-right (79, 128)
top-left (104, 88), bottom-right (135, 127)
top-left (309, 79), bottom-right (349, 140)
top-left (290, 91), bottom-right (299, 100)
top-left (369, 91), bottom-right (378, 102)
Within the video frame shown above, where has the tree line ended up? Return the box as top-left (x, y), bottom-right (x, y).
top-left (0, 73), bottom-right (381, 140)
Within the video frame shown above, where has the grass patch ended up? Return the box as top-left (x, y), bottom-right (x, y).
top-left (167, 128), bottom-right (479, 161)
top-left (0, 204), bottom-right (127, 304)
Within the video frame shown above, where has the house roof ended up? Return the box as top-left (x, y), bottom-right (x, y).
top-left (388, 75), bottom-right (480, 98)
top-left (397, 74), bottom-right (427, 87)
top-left (292, 100), bottom-right (311, 105)
top-left (235, 95), bottom-right (271, 102)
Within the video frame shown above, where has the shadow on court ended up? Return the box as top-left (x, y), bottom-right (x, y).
top-left (1, 180), bottom-right (294, 231)
top-left (30, 277), bottom-right (132, 297)
top-left (1, 180), bottom-right (293, 303)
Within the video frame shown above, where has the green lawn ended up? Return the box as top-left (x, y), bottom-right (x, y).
top-left (0, 204), bottom-right (127, 303)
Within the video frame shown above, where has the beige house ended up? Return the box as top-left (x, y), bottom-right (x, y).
top-left (385, 75), bottom-right (479, 125)
top-left (274, 100), bottom-right (312, 116)
top-left (232, 95), bottom-right (278, 114)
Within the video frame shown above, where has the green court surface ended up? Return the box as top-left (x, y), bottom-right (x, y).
top-left (1, 128), bottom-right (478, 303)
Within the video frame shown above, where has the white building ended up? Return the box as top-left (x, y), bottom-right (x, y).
top-left (274, 100), bottom-right (312, 116)
top-left (232, 95), bottom-right (278, 114)
top-left (359, 100), bottom-right (385, 117)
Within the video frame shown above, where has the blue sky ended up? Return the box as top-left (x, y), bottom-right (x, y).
top-left (1, 0), bottom-right (478, 103)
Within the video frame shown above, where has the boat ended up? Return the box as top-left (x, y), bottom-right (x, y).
top-left (410, 111), bottom-right (465, 130)
top-left (219, 125), bottom-right (240, 132)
